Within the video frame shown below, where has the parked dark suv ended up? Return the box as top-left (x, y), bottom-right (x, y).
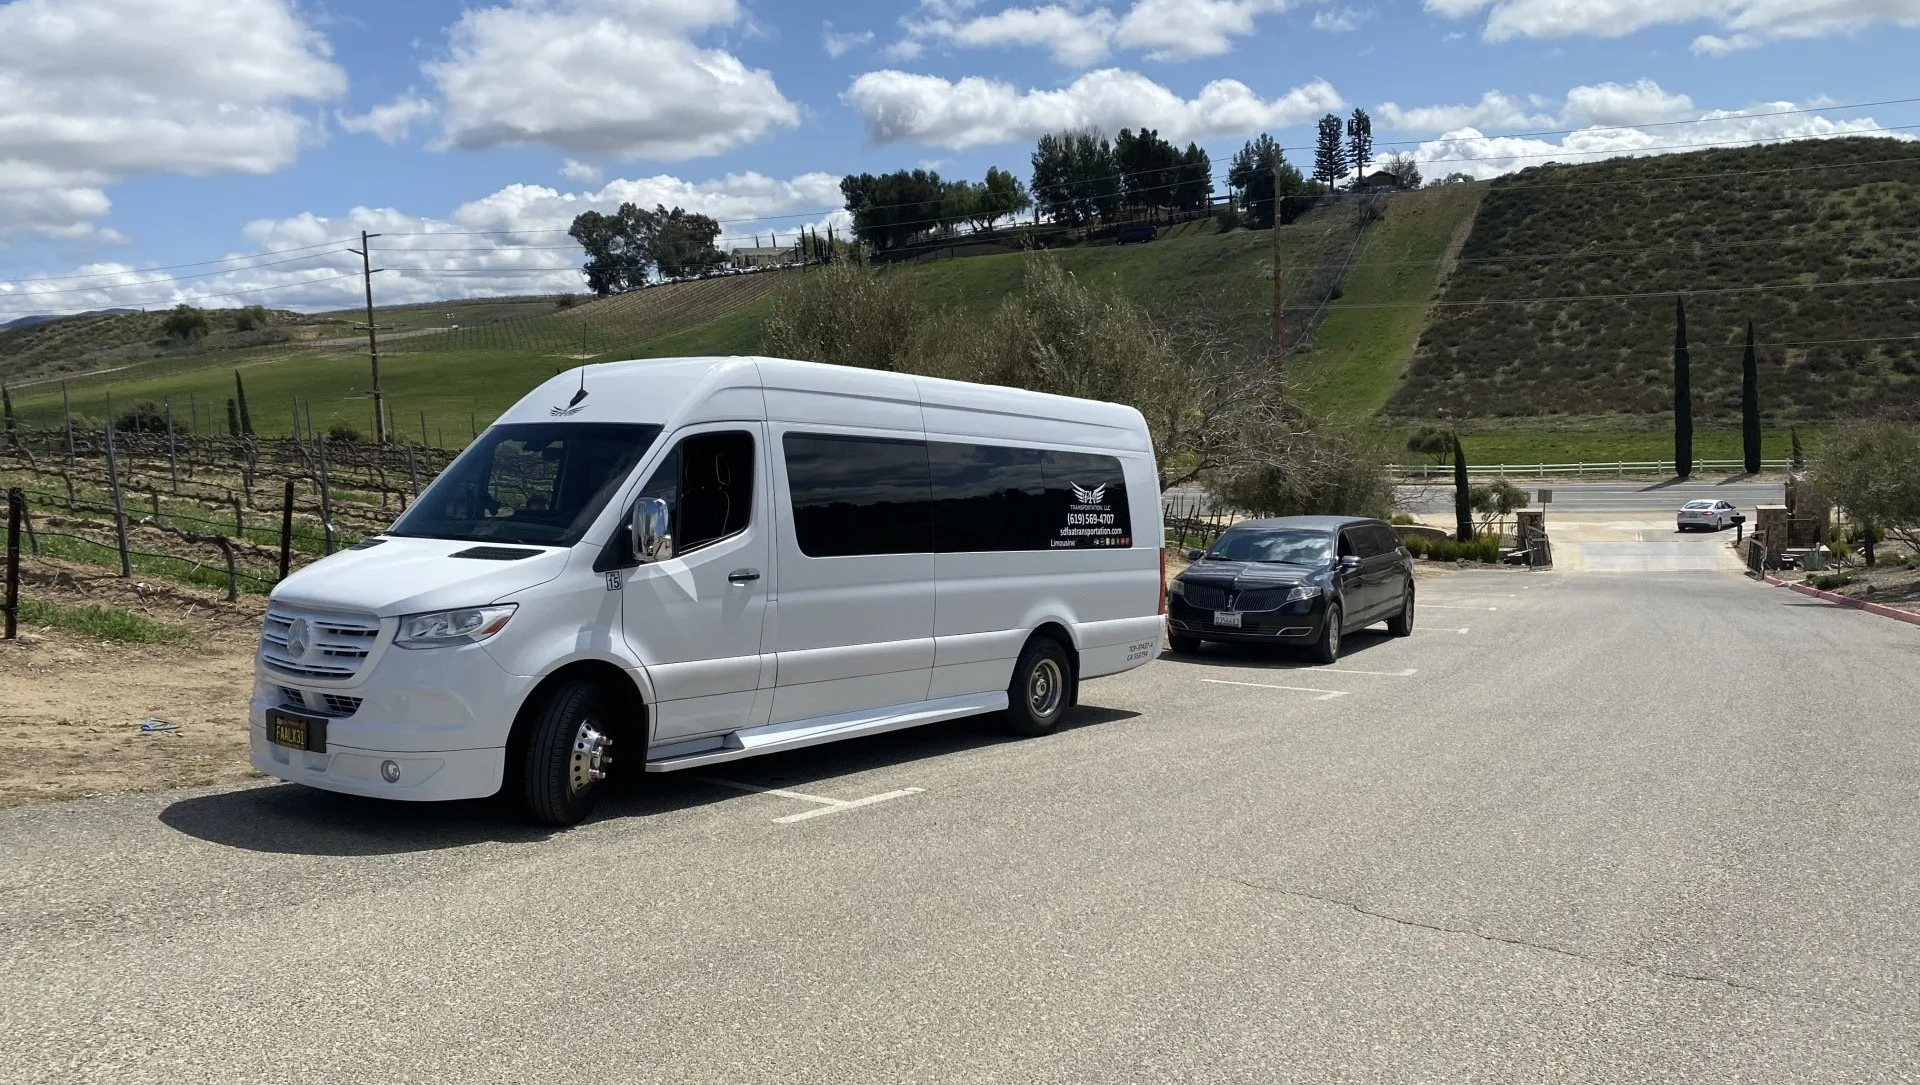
top-left (1166, 516), bottom-right (1414, 664)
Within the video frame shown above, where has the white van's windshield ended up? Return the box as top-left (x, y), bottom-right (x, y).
top-left (390, 422), bottom-right (662, 547)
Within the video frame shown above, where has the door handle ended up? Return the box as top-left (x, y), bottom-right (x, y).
top-left (727, 569), bottom-right (761, 583)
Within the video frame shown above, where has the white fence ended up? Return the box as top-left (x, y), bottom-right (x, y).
top-left (1394, 458), bottom-right (1790, 481)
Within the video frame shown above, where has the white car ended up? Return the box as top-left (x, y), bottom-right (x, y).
top-left (1677, 499), bottom-right (1741, 532)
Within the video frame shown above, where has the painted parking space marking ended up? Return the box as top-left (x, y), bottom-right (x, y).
top-left (1420, 604), bottom-right (1498, 611)
top-left (773, 789), bottom-right (925, 824)
top-left (1319, 666), bottom-right (1418, 677)
top-left (695, 775), bottom-right (926, 824)
top-left (1201, 678), bottom-right (1349, 701)
top-left (1410, 627), bottom-right (1470, 634)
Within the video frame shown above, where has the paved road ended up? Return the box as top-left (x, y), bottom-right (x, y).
top-left (5, 565), bottom-right (1918, 1083)
top-left (1397, 479), bottom-right (1786, 515)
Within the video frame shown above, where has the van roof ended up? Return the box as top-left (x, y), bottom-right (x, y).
top-left (496, 356), bottom-right (1150, 450)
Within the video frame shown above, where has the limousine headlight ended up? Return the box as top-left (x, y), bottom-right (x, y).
top-left (1285, 585), bottom-right (1323, 602)
top-left (395, 605), bottom-right (517, 649)
top-left (1166, 579), bottom-right (1186, 597)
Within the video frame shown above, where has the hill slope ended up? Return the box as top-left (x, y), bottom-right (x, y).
top-left (1388, 137), bottom-right (1920, 424)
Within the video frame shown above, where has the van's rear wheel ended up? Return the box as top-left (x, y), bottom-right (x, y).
top-left (1004, 637), bottom-right (1074, 736)
top-left (520, 680), bottom-right (612, 826)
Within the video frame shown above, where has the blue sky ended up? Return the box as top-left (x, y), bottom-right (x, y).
top-left (4, 0), bottom-right (1919, 316)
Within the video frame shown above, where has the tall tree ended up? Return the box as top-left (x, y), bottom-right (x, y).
top-left (841, 169), bottom-right (947, 250)
top-left (225, 398), bottom-right (241, 438)
top-left (1313, 114), bottom-right (1349, 192)
top-left (648, 206), bottom-right (727, 278)
top-left (1741, 321), bottom-right (1762, 475)
top-left (1174, 143), bottom-right (1213, 214)
top-left (1409, 427), bottom-right (1474, 542)
top-left (1029, 130), bottom-right (1118, 226)
top-left (1673, 296), bottom-right (1693, 478)
top-left (1227, 134), bottom-right (1303, 229)
top-left (976, 167), bottom-right (1031, 230)
top-left (1346, 108), bottom-right (1374, 183)
top-left (233, 370), bottom-right (254, 437)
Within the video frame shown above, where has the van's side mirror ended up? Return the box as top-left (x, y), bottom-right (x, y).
top-left (1186, 548), bottom-right (1205, 562)
top-left (632, 498), bottom-right (673, 563)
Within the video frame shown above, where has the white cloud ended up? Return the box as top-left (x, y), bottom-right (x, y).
top-left (338, 94), bottom-right (436, 144)
top-left (846, 68), bottom-right (1342, 150)
top-left (917, 6), bottom-right (1119, 67)
top-left (822, 22), bottom-right (876, 58)
top-left (1425, 0), bottom-right (1920, 50)
top-left (425, 0), bottom-right (798, 160)
top-left (1379, 91), bottom-right (1552, 132)
top-left (0, 0), bottom-right (344, 241)
top-left (896, 0), bottom-right (1288, 65)
top-left (1312, 7), bottom-right (1370, 32)
top-left (1115, 0), bottom-right (1290, 59)
top-left (1561, 79), bottom-right (1694, 127)
top-left (0, 171), bottom-right (848, 316)
top-left (1398, 102), bottom-right (1909, 182)
top-left (559, 159), bottom-right (602, 184)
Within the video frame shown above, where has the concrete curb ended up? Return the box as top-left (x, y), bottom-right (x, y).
top-left (1771, 579), bottom-right (1920, 627)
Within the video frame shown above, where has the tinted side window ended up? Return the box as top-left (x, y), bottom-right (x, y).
top-left (1365, 525), bottom-right (1400, 557)
top-left (927, 442), bottom-right (1047, 552)
top-left (783, 434), bottom-right (933, 557)
top-left (1040, 450), bottom-right (1133, 550)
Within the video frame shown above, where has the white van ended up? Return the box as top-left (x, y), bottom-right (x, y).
top-left (250, 357), bottom-right (1165, 823)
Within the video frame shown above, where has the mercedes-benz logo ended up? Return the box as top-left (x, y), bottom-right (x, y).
top-left (284, 618), bottom-right (313, 660)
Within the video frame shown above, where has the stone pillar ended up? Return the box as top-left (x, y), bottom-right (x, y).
top-left (1755, 504), bottom-right (1789, 561)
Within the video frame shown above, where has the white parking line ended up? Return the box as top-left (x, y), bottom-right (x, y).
top-left (774, 789), bottom-right (924, 824)
top-left (1410, 627), bottom-right (1470, 634)
top-left (696, 776), bottom-right (926, 824)
top-left (1318, 666), bottom-right (1418, 677)
top-left (1202, 678), bottom-right (1349, 701)
top-left (1420, 604), bottom-right (1498, 611)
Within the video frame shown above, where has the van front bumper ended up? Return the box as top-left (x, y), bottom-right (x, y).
top-left (248, 730), bottom-right (505, 801)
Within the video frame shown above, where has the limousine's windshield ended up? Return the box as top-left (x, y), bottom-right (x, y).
top-left (1208, 528), bottom-right (1333, 566)
top-left (390, 422), bottom-right (661, 547)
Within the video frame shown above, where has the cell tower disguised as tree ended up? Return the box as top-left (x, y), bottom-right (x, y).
top-left (1313, 114), bottom-right (1349, 192)
top-left (1346, 109), bottom-right (1374, 185)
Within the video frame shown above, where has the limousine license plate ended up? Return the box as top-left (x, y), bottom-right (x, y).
top-left (267, 708), bottom-right (327, 753)
top-left (1213, 611), bottom-right (1243, 629)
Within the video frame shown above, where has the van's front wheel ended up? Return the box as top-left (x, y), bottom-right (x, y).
top-left (520, 680), bottom-right (612, 826)
top-left (1004, 637), bottom-right (1074, 736)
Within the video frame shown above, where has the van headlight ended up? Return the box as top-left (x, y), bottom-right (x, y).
top-left (394, 605), bottom-right (517, 650)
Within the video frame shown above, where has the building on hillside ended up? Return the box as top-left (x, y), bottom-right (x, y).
top-left (730, 246), bottom-right (800, 270)
top-left (1354, 170), bottom-right (1408, 193)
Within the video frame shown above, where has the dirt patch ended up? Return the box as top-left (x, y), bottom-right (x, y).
top-left (1808, 562), bottom-right (1920, 615)
top-left (0, 558), bottom-right (264, 807)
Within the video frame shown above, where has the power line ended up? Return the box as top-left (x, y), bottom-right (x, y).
top-left (0, 272), bottom-right (358, 317)
top-left (1357, 95), bottom-right (1920, 153)
top-left (0, 239), bottom-right (357, 287)
top-left (0, 247), bottom-right (357, 297)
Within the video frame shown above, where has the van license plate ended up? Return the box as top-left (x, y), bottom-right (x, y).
top-left (1213, 611), bottom-right (1242, 628)
top-left (267, 709), bottom-right (327, 753)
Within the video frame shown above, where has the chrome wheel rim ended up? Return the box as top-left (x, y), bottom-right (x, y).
top-left (1327, 613), bottom-right (1341, 655)
top-left (1028, 658), bottom-right (1065, 718)
top-left (1404, 594), bottom-right (1414, 627)
top-left (569, 720), bottom-right (612, 794)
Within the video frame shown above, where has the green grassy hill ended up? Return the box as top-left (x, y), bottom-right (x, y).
top-left (1389, 137), bottom-right (1920, 425)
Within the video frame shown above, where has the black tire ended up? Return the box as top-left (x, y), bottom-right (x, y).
top-left (1168, 633), bottom-right (1203, 654)
top-left (1310, 603), bottom-right (1343, 665)
top-left (519, 679), bottom-right (613, 826)
top-left (1387, 581), bottom-right (1414, 637)
top-left (1004, 637), bottom-right (1074, 737)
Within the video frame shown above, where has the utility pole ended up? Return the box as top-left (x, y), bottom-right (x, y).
top-left (348, 230), bottom-right (388, 444)
top-left (1272, 161), bottom-right (1285, 370)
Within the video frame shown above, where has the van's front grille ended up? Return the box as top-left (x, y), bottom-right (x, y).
top-left (261, 606), bottom-right (382, 682)
top-left (277, 686), bottom-right (365, 718)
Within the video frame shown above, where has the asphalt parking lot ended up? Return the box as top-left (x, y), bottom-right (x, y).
top-left (4, 559), bottom-right (1919, 1083)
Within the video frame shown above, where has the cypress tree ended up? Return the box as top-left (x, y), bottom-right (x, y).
top-left (1452, 433), bottom-right (1473, 543)
top-left (234, 370), bottom-right (254, 436)
top-left (1, 381), bottom-right (15, 445)
top-left (1673, 296), bottom-right (1693, 478)
top-left (1741, 320), bottom-right (1761, 475)
top-left (1789, 426), bottom-right (1805, 470)
top-left (226, 398), bottom-right (241, 437)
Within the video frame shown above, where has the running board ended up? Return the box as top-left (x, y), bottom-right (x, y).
top-left (644, 692), bottom-right (1010, 772)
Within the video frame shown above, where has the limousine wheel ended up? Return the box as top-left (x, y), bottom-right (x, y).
top-left (1387, 584), bottom-right (1414, 637)
top-left (520, 680), bottom-right (611, 827)
top-left (1310, 603), bottom-right (1342, 665)
top-left (1168, 633), bottom-right (1203, 655)
top-left (1005, 637), bottom-right (1074, 736)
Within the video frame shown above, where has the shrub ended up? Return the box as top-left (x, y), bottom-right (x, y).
top-left (555, 293), bottom-right (581, 309)
top-left (1213, 207), bottom-right (1243, 232)
top-left (327, 421), bottom-right (363, 443)
top-left (232, 305), bottom-right (271, 332)
top-left (1390, 513), bottom-right (1417, 525)
top-left (1812, 572), bottom-right (1855, 591)
top-left (114, 401), bottom-right (170, 434)
top-left (160, 303), bottom-right (211, 342)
